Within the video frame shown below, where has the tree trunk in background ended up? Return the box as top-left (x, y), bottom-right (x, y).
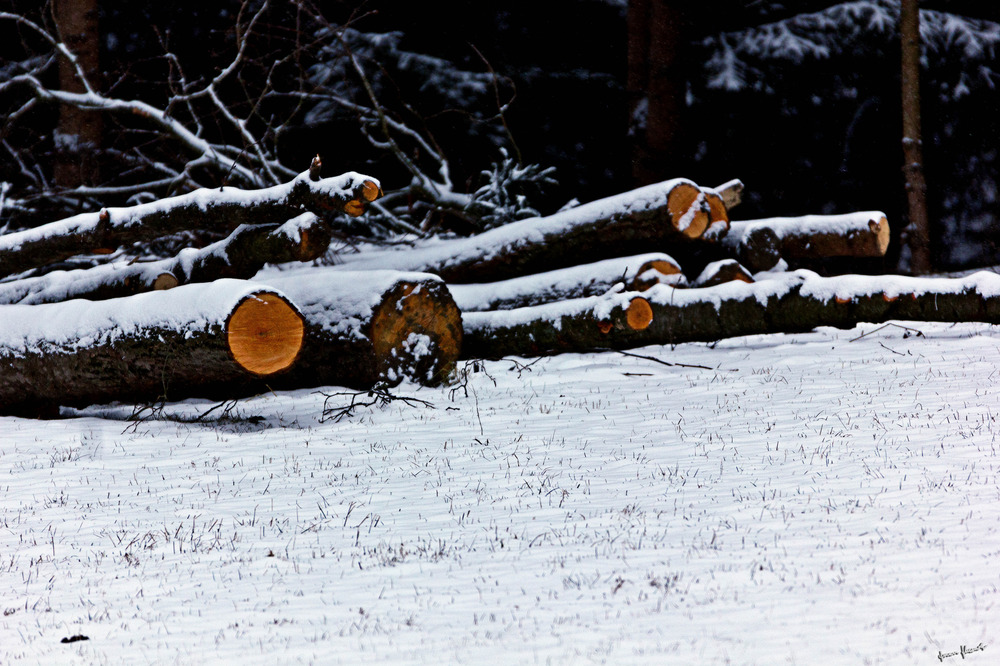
top-left (628, 0), bottom-right (688, 185)
top-left (900, 0), bottom-right (931, 274)
top-left (53, 0), bottom-right (103, 189)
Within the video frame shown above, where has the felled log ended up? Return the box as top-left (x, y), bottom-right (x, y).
top-left (717, 222), bottom-right (782, 273)
top-left (691, 259), bottom-right (754, 288)
top-left (330, 178), bottom-right (713, 283)
top-left (461, 270), bottom-right (1000, 359)
top-left (730, 211), bottom-right (890, 263)
top-left (0, 213), bottom-right (330, 305)
top-left (0, 280), bottom-right (304, 417)
top-left (0, 170), bottom-right (381, 279)
top-left (448, 253), bottom-right (685, 312)
top-left (254, 269), bottom-right (462, 388)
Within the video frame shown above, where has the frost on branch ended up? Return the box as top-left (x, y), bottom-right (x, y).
top-left (701, 1), bottom-right (1000, 98)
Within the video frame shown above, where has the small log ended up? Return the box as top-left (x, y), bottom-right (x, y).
top-left (0, 280), bottom-right (304, 417)
top-left (718, 222), bottom-right (783, 273)
top-left (0, 170), bottom-right (381, 279)
top-left (255, 269), bottom-right (462, 388)
top-left (331, 178), bottom-right (711, 283)
top-left (448, 253), bottom-right (685, 312)
top-left (711, 179), bottom-right (744, 212)
top-left (691, 259), bottom-right (754, 288)
top-left (461, 290), bottom-right (659, 359)
top-left (0, 213), bottom-right (331, 305)
top-left (461, 270), bottom-right (1000, 359)
top-left (732, 211), bottom-right (890, 262)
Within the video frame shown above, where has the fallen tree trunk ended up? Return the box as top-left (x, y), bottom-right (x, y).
top-left (0, 170), bottom-right (380, 279)
top-left (254, 268), bottom-right (462, 388)
top-left (730, 211), bottom-right (890, 263)
top-left (0, 280), bottom-right (304, 417)
top-left (461, 270), bottom-right (1000, 358)
top-left (0, 213), bottom-right (330, 305)
top-left (330, 178), bottom-right (713, 283)
top-left (448, 253), bottom-right (685, 311)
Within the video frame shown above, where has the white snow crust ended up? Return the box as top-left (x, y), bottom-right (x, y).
top-left (1, 316), bottom-right (997, 664)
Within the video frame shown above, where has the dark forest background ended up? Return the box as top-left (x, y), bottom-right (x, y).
top-left (1, 0), bottom-right (998, 272)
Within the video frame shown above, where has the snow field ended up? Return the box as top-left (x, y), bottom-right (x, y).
top-left (1, 321), bottom-right (998, 664)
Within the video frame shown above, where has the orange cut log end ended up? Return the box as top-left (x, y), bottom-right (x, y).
top-left (666, 182), bottom-right (709, 239)
top-left (626, 297), bottom-right (654, 331)
top-left (344, 200), bottom-right (365, 217)
top-left (227, 292), bottom-right (304, 375)
top-left (362, 180), bottom-right (383, 202)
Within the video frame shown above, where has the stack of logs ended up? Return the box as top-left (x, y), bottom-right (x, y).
top-left (1, 157), bottom-right (996, 418)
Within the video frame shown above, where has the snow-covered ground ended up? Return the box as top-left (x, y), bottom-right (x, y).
top-left (1, 321), bottom-right (997, 665)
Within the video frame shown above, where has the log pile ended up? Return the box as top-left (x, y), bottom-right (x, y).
top-left (5, 157), bottom-right (1000, 418)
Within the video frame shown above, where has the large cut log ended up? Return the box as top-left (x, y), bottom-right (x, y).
top-left (0, 280), bottom-right (305, 417)
top-left (730, 211), bottom-right (890, 263)
top-left (330, 178), bottom-right (712, 283)
top-left (448, 253), bottom-right (685, 312)
top-left (461, 270), bottom-right (1000, 358)
top-left (254, 268), bottom-right (462, 388)
top-left (0, 213), bottom-right (330, 305)
top-left (0, 170), bottom-right (381, 279)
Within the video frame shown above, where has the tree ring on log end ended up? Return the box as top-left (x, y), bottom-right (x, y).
top-left (667, 182), bottom-right (709, 239)
top-left (626, 297), bottom-right (654, 330)
top-left (344, 200), bottom-right (365, 217)
top-left (370, 281), bottom-right (462, 385)
top-left (226, 292), bottom-right (304, 375)
top-left (703, 189), bottom-right (730, 228)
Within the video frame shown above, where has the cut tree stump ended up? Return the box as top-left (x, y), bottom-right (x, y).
top-left (0, 170), bottom-right (381, 279)
top-left (255, 269), bottom-right (462, 389)
top-left (0, 280), bottom-right (304, 417)
top-left (730, 212), bottom-right (890, 263)
top-left (461, 270), bottom-right (1000, 359)
top-left (330, 178), bottom-right (714, 283)
top-left (0, 213), bottom-right (331, 305)
top-left (448, 252), bottom-right (685, 311)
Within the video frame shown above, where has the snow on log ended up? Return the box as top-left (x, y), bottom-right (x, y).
top-left (0, 280), bottom-right (304, 417)
top-left (0, 214), bottom-right (330, 305)
top-left (691, 259), bottom-right (755, 288)
top-left (329, 178), bottom-right (711, 283)
top-left (0, 170), bottom-right (381, 279)
top-left (448, 253), bottom-right (685, 311)
top-left (730, 211), bottom-right (890, 263)
top-left (254, 269), bottom-right (462, 388)
top-left (461, 270), bottom-right (1000, 359)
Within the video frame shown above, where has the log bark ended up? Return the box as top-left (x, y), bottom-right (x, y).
top-left (255, 269), bottom-right (462, 389)
top-left (448, 253), bottom-right (685, 312)
top-left (0, 213), bottom-right (331, 305)
top-left (730, 212), bottom-right (890, 263)
top-left (0, 171), bottom-right (380, 279)
top-left (461, 270), bottom-right (1000, 359)
top-left (0, 280), bottom-right (304, 417)
top-left (332, 178), bottom-right (710, 283)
